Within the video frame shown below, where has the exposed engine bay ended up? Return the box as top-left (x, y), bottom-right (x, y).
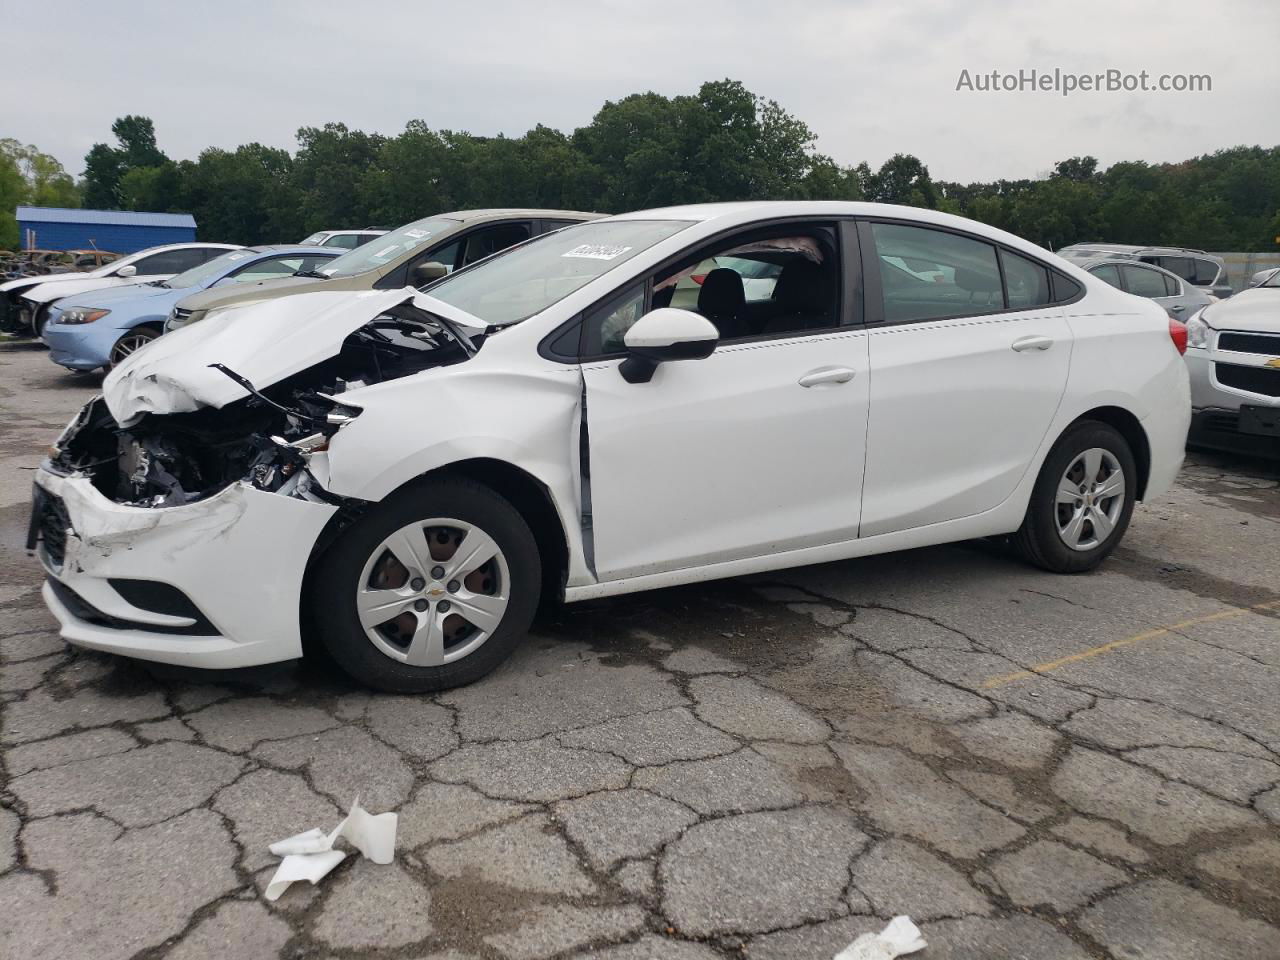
top-left (50, 303), bottom-right (482, 507)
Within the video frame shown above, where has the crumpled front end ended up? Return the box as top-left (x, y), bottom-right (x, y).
top-left (31, 292), bottom-right (487, 668)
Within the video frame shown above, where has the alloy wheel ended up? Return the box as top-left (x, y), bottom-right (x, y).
top-left (110, 332), bottom-right (156, 365)
top-left (355, 517), bottom-right (510, 666)
top-left (1055, 447), bottom-right (1125, 552)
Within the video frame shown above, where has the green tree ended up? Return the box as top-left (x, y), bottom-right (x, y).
top-left (81, 115), bottom-right (170, 210)
top-left (0, 139), bottom-right (80, 248)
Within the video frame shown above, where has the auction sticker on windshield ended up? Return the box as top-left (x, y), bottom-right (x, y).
top-left (562, 244), bottom-right (633, 260)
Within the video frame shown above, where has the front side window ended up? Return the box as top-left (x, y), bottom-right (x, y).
top-left (427, 219), bottom-right (690, 326)
top-left (577, 228), bottom-right (841, 355)
top-left (461, 223), bottom-right (533, 266)
top-left (872, 222), bottom-right (1002, 322)
top-left (226, 256), bottom-right (309, 283)
top-left (1121, 264), bottom-right (1168, 298)
top-left (166, 249), bottom-right (256, 289)
top-left (322, 217), bottom-right (460, 278)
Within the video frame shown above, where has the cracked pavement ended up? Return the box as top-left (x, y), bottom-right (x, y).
top-left (2, 340), bottom-right (1279, 959)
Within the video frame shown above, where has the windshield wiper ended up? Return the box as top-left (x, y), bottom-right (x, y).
top-left (148, 280), bottom-right (170, 288)
top-left (293, 270), bottom-right (332, 280)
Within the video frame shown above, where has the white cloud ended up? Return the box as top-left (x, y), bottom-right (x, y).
top-left (5, 0), bottom-right (1278, 184)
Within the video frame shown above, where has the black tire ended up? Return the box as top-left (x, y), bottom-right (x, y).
top-left (310, 476), bottom-right (541, 692)
top-left (1013, 420), bottom-right (1137, 573)
top-left (32, 305), bottom-right (50, 339)
top-left (106, 325), bottom-right (161, 371)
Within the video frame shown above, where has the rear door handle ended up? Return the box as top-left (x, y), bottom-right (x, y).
top-left (1011, 335), bottom-right (1054, 352)
top-left (799, 366), bottom-right (856, 387)
top-left (1169, 304), bottom-right (1186, 313)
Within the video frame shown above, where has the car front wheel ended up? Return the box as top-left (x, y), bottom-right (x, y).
top-left (311, 477), bottom-right (541, 692)
top-left (107, 326), bottom-right (160, 371)
top-left (1013, 420), bottom-right (1137, 573)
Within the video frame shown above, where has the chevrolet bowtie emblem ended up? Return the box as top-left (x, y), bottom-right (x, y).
top-left (1266, 357), bottom-right (1280, 368)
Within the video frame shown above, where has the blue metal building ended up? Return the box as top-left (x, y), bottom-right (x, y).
top-left (15, 206), bottom-right (197, 253)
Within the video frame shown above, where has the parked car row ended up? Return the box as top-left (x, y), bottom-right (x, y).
top-left (32, 200), bottom-right (1203, 694)
top-left (1057, 243), bottom-right (1234, 300)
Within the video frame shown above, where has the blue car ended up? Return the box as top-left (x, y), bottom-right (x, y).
top-left (42, 245), bottom-right (342, 371)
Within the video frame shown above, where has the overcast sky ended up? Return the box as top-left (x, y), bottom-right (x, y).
top-left (7, 0), bottom-right (1279, 185)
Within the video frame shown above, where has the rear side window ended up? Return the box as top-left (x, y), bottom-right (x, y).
top-left (1121, 264), bottom-right (1168, 298)
top-left (1193, 259), bottom-right (1218, 285)
top-left (133, 248), bottom-right (207, 274)
top-left (870, 222), bottom-right (1002, 322)
top-left (1089, 263), bottom-right (1122, 288)
top-left (1152, 256), bottom-right (1194, 282)
top-left (1001, 250), bottom-right (1051, 308)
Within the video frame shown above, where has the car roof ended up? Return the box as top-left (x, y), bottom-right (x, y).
top-left (1060, 242), bottom-right (1214, 257)
top-left (244, 244), bottom-right (344, 255)
top-left (438, 208), bottom-right (606, 222)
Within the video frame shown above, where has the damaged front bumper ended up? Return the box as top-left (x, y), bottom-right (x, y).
top-left (32, 467), bottom-right (337, 668)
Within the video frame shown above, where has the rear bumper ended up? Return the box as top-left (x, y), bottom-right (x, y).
top-left (33, 469), bottom-right (337, 668)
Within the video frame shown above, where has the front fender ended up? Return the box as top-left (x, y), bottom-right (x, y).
top-left (319, 363), bottom-right (591, 583)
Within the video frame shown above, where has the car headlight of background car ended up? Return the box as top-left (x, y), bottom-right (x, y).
top-left (1184, 312), bottom-right (1211, 349)
top-left (59, 307), bottom-right (111, 325)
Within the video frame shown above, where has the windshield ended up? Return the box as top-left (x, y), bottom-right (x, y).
top-left (1260, 269), bottom-right (1280, 289)
top-left (321, 218), bottom-right (459, 278)
top-left (302, 233), bottom-right (328, 244)
top-left (166, 249), bottom-right (256, 289)
top-left (427, 219), bottom-right (690, 325)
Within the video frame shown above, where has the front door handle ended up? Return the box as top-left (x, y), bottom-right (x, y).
top-left (1011, 335), bottom-right (1054, 352)
top-left (799, 366), bottom-right (856, 388)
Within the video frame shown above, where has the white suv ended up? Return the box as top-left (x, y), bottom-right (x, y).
top-left (33, 202), bottom-right (1190, 691)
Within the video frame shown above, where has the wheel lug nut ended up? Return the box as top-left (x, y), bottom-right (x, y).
top-left (447, 580), bottom-right (460, 593)
top-left (410, 577), bottom-right (426, 591)
top-left (438, 600), bottom-right (452, 613)
top-left (413, 599), bottom-right (428, 612)
top-left (431, 565), bottom-right (446, 580)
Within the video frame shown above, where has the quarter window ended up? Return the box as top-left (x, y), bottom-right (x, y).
top-left (1193, 259), bottom-right (1218, 285)
top-left (871, 222), bottom-right (1002, 323)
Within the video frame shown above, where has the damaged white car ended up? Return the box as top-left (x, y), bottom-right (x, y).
top-left (31, 202), bottom-right (1190, 691)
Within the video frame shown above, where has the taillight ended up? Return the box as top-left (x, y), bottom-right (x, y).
top-left (1168, 318), bottom-right (1188, 355)
top-left (690, 274), bottom-right (708, 286)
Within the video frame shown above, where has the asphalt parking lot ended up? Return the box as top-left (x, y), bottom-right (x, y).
top-left (1, 337), bottom-right (1278, 960)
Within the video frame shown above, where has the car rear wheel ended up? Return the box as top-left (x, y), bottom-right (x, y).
top-left (107, 326), bottom-right (160, 371)
top-left (311, 477), bottom-right (541, 692)
top-left (1013, 421), bottom-right (1137, 573)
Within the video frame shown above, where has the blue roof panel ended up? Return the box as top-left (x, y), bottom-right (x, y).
top-left (15, 206), bottom-right (197, 229)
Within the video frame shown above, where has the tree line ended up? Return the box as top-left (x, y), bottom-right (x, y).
top-left (4, 79), bottom-right (1279, 253)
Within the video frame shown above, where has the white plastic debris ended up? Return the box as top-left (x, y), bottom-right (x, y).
top-left (833, 916), bottom-right (927, 960)
top-left (264, 798), bottom-right (398, 901)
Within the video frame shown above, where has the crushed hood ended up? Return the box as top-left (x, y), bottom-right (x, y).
top-left (102, 288), bottom-right (484, 425)
top-left (1203, 289), bottom-right (1280, 334)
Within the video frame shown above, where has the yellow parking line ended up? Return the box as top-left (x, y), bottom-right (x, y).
top-left (982, 600), bottom-right (1280, 689)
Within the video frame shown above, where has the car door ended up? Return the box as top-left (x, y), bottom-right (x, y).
top-left (859, 219), bottom-right (1073, 537)
top-left (580, 221), bottom-right (870, 582)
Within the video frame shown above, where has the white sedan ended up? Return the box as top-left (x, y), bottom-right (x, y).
top-left (33, 202), bottom-right (1189, 691)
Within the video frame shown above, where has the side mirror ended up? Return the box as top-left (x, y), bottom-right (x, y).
top-left (411, 261), bottom-right (450, 286)
top-left (619, 308), bottom-right (719, 384)
top-left (115, 264), bottom-right (137, 278)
